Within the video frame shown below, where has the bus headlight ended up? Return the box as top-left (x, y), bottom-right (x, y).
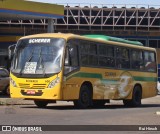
top-left (48, 77), bottom-right (60, 88)
top-left (10, 78), bottom-right (17, 87)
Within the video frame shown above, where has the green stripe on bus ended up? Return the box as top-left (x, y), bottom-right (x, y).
top-left (73, 72), bottom-right (102, 79)
top-left (133, 76), bottom-right (157, 82)
top-left (67, 72), bottom-right (102, 80)
top-left (67, 72), bottom-right (157, 82)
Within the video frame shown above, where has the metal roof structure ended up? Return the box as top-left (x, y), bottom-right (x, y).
top-left (1, 3), bottom-right (160, 32)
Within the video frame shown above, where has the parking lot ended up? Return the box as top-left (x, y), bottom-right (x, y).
top-left (0, 93), bottom-right (159, 122)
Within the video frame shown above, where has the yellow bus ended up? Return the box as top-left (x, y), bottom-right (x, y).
top-left (10, 33), bottom-right (158, 108)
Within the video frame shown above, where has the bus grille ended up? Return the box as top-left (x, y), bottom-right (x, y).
top-left (18, 83), bottom-right (47, 89)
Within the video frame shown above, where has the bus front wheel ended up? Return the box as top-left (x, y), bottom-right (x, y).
top-left (123, 86), bottom-right (142, 107)
top-left (74, 85), bottom-right (92, 109)
top-left (34, 100), bottom-right (48, 108)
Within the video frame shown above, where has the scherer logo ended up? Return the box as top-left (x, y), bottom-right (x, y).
top-left (29, 39), bottom-right (51, 44)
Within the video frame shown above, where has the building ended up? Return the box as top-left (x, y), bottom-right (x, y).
top-left (1, 3), bottom-right (160, 67)
top-left (0, 0), bottom-right (64, 69)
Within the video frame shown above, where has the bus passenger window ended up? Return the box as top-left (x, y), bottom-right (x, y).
top-left (81, 55), bottom-right (88, 65)
top-left (116, 47), bottom-right (130, 69)
top-left (80, 41), bottom-right (98, 67)
top-left (131, 50), bottom-right (144, 70)
top-left (98, 45), bottom-right (115, 67)
top-left (144, 52), bottom-right (156, 72)
top-left (89, 55), bottom-right (98, 66)
top-left (99, 57), bottom-right (115, 67)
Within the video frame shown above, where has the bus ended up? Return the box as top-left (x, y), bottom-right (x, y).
top-left (10, 33), bottom-right (158, 108)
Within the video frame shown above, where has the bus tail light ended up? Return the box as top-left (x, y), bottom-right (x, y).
top-left (48, 77), bottom-right (60, 88)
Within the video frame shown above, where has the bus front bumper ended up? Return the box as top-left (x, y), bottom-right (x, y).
top-left (10, 86), bottom-right (62, 100)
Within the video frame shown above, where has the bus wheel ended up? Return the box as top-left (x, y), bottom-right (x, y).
top-left (34, 100), bottom-right (48, 108)
top-left (74, 85), bottom-right (92, 109)
top-left (2, 85), bottom-right (10, 95)
top-left (123, 86), bottom-right (142, 107)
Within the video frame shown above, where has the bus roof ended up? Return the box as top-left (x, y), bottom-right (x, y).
top-left (83, 35), bottom-right (143, 46)
top-left (19, 33), bottom-right (155, 51)
top-left (19, 33), bottom-right (74, 40)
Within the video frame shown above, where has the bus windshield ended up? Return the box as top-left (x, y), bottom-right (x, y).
top-left (11, 38), bottom-right (65, 76)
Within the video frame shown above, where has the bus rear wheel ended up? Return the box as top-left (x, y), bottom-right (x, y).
top-left (74, 85), bottom-right (92, 109)
top-left (34, 100), bottom-right (48, 108)
top-left (123, 86), bottom-right (142, 107)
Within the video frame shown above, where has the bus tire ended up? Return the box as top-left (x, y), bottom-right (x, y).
top-left (74, 85), bottom-right (92, 109)
top-left (34, 100), bottom-right (48, 108)
top-left (2, 85), bottom-right (10, 95)
top-left (123, 86), bottom-right (142, 107)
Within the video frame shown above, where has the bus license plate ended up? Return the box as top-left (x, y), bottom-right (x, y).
top-left (26, 90), bottom-right (35, 95)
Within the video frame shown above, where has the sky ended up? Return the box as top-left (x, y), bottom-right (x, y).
top-left (27, 0), bottom-right (160, 6)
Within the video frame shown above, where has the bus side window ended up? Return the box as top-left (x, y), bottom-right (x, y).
top-left (116, 47), bottom-right (130, 69)
top-left (64, 42), bottom-right (79, 75)
top-left (64, 47), bottom-right (69, 66)
top-left (80, 41), bottom-right (98, 66)
top-left (98, 45), bottom-right (115, 67)
top-left (144, 51), bottom-right (156, 72)
top-left (69, 46), bottom-right (79, 67)
top-left (131, 50), bottom-right (144, 70)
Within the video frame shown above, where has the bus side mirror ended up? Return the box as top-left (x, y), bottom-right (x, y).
top-left (8, 44), bottom-right (16, 60)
